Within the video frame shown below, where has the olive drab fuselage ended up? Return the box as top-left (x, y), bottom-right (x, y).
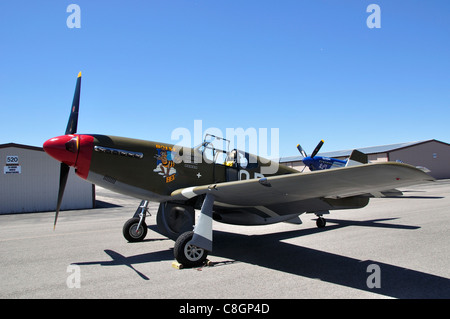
top-left (84, 134), bottom-right (297, 202)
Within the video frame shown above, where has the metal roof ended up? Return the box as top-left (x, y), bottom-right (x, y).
top-left (280, 139), bottom-right (447, 163)
top-left (0, 143), bottom-right (44, 152)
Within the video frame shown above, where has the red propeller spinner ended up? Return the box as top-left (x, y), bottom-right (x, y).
top-left (43, 134), bottom-right (93, 179)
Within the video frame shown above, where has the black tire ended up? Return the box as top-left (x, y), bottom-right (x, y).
top-left (174, 231), bottom-right (208, 268)
top-left (123, 217), bottom-right (148, 242)
top-left (316, 217), bottom-right (326, 228)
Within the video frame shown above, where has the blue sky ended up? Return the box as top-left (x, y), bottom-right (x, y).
top-left (1, 1), bottom-right (449, 158)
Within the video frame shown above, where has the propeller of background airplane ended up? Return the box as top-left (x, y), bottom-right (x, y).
top-left (296, 139), bottom-right (324, 172)
top-left (50, 72), bottom-right (82, 229)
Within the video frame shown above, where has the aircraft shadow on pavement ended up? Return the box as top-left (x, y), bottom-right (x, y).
top-left (212, 219), bottom-right (450, 299)
top-left (74, 248), bottom-right (174, 281)
top-left (94, 200), bottom-right (123, 209)
top-left (394, 190), bottom-right (444, 199)
top-left (73, 218), bottom-right (450, 298)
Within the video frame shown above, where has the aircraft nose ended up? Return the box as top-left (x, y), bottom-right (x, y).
top-left (43, 134), bottom-right (94, 179)
top-left (302, 157), bottom-right (312, 166)
top-left (43, 135), bottom-right (79, 166)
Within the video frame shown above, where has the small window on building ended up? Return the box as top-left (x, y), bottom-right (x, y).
top-left (433, 153), bottom-right (437, 159)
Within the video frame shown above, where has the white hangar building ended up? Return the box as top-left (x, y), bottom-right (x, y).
top-left (280, 139), bottom-right (450, 180)
top-left (0, 143), bottom-right (94, 214)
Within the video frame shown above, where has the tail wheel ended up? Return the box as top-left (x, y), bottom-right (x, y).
top-left (316, 217), bottom-right (326, 228)
top-left (174, 231), bottom-right (208, 268)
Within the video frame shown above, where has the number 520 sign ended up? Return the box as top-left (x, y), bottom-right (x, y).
top-left (6, 156), bottom-right (19, 165)
top-left (4, 155), bottom-right (21, 174)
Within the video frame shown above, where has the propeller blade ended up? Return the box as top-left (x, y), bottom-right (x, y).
top-left (296, 144), bottom-right (308, 158)
top-left (310, 139), bottom-right (324, 158)
top-left (54, 163), bottom-right (70, 230)
top-left (65, 72), bottom-right (82, 135)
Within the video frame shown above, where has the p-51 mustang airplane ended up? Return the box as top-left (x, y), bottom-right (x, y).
top-left (297, 140), bottom-right (347, 171)
top-left (297, 139), bottom-right (374, 172)
top-left (43, 73), bottom-right (434, 267)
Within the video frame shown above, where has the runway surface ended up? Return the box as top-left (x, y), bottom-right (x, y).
top-left (1, 180), bottom-right (449, 299)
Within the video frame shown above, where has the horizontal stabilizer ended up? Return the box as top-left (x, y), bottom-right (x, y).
top-left (369, 189), bottom-right (404, 198)
top-left (381, 189), bottom-right (403, 197)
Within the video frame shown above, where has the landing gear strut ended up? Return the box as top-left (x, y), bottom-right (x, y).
top-left (123, 200), bottom-right (150, 242)
top-left (174, 193), bottom-right (214, 267)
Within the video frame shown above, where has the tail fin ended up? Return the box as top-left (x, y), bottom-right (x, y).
top-left (345, 149), bottom-right (368, 167)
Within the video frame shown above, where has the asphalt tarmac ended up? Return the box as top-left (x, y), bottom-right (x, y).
top-left (1, 180), bottom-right (449, 299)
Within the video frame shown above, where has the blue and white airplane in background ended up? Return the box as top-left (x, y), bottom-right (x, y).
top-left (296, 140), bottom-right (367, 172)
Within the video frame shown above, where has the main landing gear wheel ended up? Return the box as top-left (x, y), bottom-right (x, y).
top-left (316, 217), bottom-right (326, 228)
top-left (123, 217), bottom-right (148, 242)
top-left (174, 231), bottom-right (208, 268)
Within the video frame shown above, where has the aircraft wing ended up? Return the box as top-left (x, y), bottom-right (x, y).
top-left (171, 162), bottom-right (434, 206)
